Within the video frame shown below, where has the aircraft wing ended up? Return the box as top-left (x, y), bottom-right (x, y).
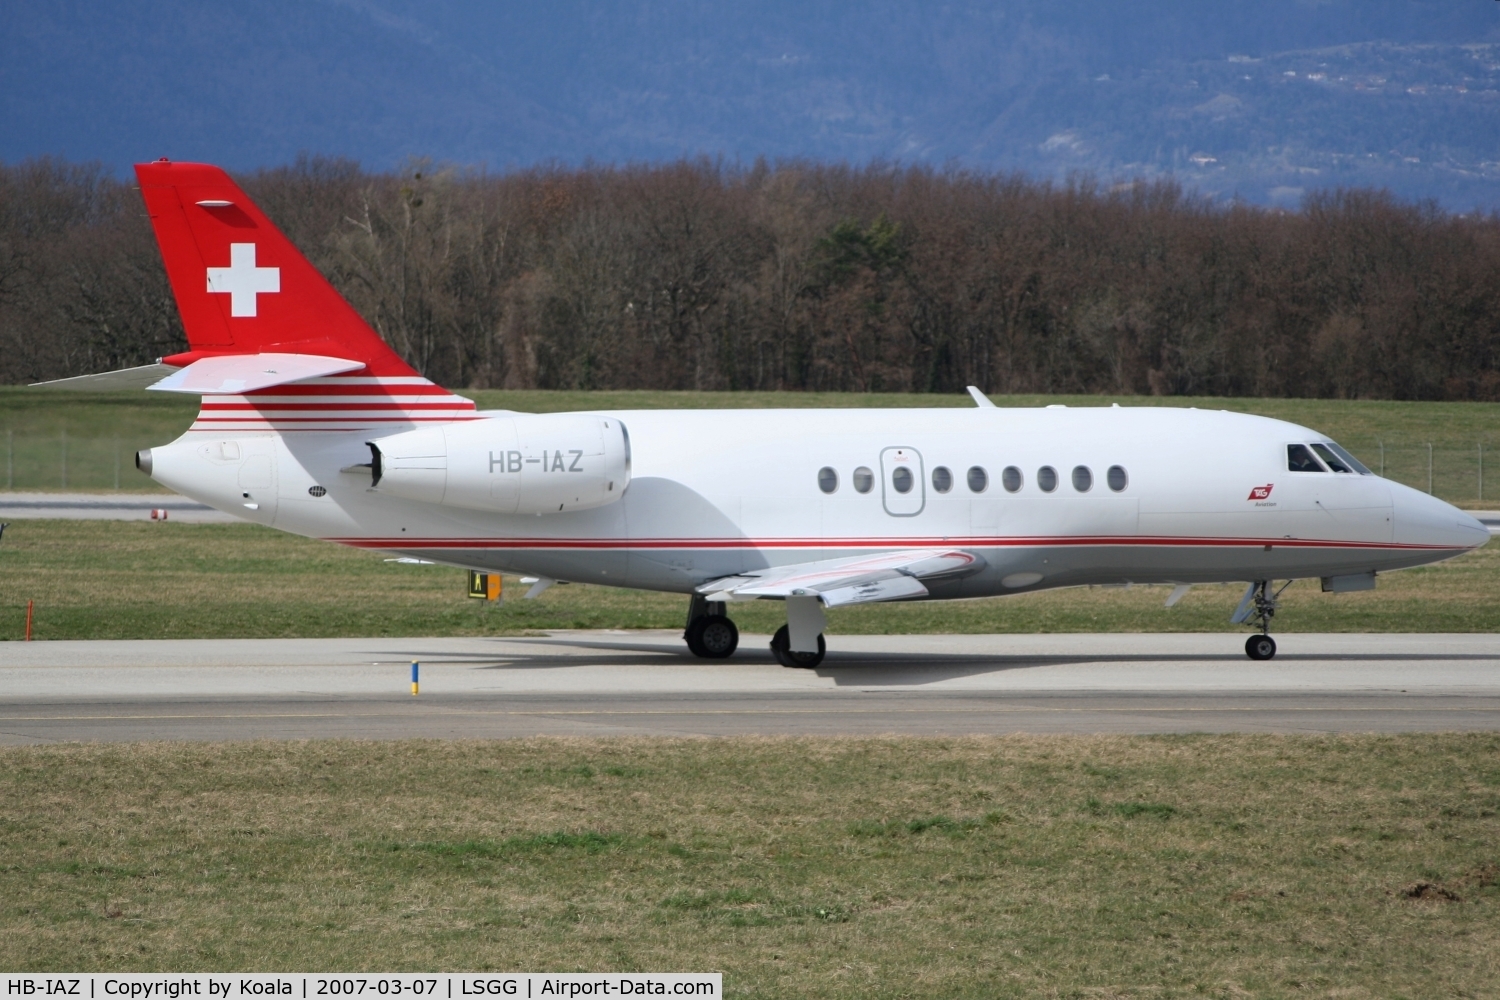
top-left (698, 548), bottom-right (984, 607)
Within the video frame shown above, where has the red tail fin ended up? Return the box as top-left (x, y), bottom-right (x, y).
top-left (136, 160), bottom-right (475, 433)
top-left (135, 159), bottom-right (415, 377)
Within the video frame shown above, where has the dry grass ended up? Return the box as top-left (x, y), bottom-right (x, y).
top-left (1, 735), bottom-right (1497, 997)
top-left (1, 519), bottom-right (1497, 640)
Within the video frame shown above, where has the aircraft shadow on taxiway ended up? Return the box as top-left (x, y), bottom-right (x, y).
top-left (373, 638), bottom-right (1500, 687)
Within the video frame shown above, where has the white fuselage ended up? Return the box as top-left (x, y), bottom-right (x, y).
top-left (146, 405), bottom-right (1489, 598)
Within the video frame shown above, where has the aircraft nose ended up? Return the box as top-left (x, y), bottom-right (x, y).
top-left (1390, 483), bottom-right (1490, 550)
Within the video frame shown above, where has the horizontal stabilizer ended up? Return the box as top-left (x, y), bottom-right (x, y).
top-left (147, 353), bottom-right (365, 394)
top-left (32, 363), bottom-right (183, 391)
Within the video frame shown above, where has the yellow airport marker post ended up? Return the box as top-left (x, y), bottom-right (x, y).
top-left (411, 659), bottom-right (419, 696)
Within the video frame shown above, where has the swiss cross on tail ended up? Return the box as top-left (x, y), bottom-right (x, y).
top-left (1248, 484), bottom-right (1274, 500)
top-left (206, 243), bottom-right (280, 317)
top-left (131, 160), bottom-right (425, 376)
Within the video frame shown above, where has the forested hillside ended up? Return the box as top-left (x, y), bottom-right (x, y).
top-left (3, 156), bottom-right (1498, 400)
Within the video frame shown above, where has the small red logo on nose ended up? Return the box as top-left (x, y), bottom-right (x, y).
top-left (1248, 484), bottom-right (1274, 500)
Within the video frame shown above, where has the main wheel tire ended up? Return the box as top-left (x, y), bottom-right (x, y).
top-left (686, 615), bottom-right (739, 659)
top-left (771, 624), bottom-right (826, 668)
top-left (1245, 634), bottom-right (1277, 661)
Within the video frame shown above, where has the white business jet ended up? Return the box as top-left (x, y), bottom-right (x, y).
top-left (41, 161), bottom-right (1489, 665)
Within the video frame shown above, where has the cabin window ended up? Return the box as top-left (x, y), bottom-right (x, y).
top-left (817, 466), bottom-right (838, 493)
top-left (1002, 466), bottom-right (1023, 492)
top-left (1037, 465), bottom-right (1058, 492)
top-left (892, 466), bottom-right (914, 494)
top-left (853, 466), bottom-right (875, 493)
top-left (1107, 465), bottom-right (1128, 492)
top-left (1323, 441), bottom-right (1373, 475)
top-left (1072, 465), bottom-right (1093, 492)
top-left (931, 466), bottom-right (953, 493)
top-left (1287, 444), bottom-right (1327, 472)
top-left (967, 466), bottom-right (988, 493)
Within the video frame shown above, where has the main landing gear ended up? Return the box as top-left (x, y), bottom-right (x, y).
top-left (771, 594), bottom-right (828, 669)
top-left (684, 595), bottom-right (739, 659)
top-left (684, 594), bottom-right (829, 668)
top-left (771, 626), bottom-right (826, 669)
top-left (1237, 579), bottom-right (1292, 661)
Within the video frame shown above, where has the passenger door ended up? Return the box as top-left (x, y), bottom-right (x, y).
top-left (880, 446), bottom-right (925, 517)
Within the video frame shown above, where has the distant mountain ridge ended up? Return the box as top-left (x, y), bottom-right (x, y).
top-left (3, 0), bottom-right (1498, 208)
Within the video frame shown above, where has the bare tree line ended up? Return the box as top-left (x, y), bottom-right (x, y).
top-left (3, 154), bottom-right (1500, 399)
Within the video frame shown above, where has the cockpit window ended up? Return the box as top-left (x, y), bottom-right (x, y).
top-left (1321, 441), bottom-right (1373, 476)
top-left (1287, 444), bottom-right (1327, 472)
top-left (1310, 443), bottom-right (1353, 474)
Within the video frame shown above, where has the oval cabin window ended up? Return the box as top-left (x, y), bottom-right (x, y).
top-left (853, 467), bottom-right (875, 493)
top-left (817, 467), bottom-right (839, 494)
top-left (967, 466), bottom-right (988, 493)
top-left (1072, 465), bottom-right (1092, 492)
top-left (1002, 466), bottom-right (1022, 493)
top-left (1037, 466), bottom-right (1058, 492)
top-left (1107, 465), bottom-right (1128, 492)
top-left (931, 466), bottom-right (953, 493)
top-left (892, 466), bottom-right (914, 494)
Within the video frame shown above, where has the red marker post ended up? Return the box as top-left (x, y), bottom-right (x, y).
top-left (25, 600), bottom-right (33, 641)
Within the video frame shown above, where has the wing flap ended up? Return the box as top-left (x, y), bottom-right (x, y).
top-left (699, 548), bottom-right (982, 606)
top-left (820, 575), bottom-right (931, 607)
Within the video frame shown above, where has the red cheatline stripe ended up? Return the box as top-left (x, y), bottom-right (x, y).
top-left (205, 395), bottom-right (471, 401)
top-left (322, 535), bottom-right (1462, 552)
top-left (188, 417), bottom-right (479, 427)
top-left (199, 402), bottom-right (474, 411)
top-left (187, 427), bottom-right (465, 434)
top-left (242, 383), bottom-right (468, 396)
top-left (204, 393), bottom-right (472, 401)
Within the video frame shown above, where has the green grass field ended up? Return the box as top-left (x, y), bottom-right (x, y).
top-left (3, 387), bottom-right (1499, 503)
top-left (0, 519), bottom-right (1496, 640)
top-left (2, 735), bottom-right (1496, 996)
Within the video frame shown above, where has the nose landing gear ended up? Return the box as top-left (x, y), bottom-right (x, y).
top-left (1234, 579), bottom-right (1292, 660)
top-left (1245, 633), bottom-right (1277, 661)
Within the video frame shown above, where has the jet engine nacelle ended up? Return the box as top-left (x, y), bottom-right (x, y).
top-left (367, 413), bottom-right (631, 515)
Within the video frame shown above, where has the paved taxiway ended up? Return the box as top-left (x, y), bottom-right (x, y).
top-left (2, 631), bottom-right (1498, 743)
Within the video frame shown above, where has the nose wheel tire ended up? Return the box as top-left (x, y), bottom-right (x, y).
top-left (686, 615), bottom-right (739, 658)
top-left (1245, 634), bottom-right (1277, 661)
top-left (771, 625), bottom-right (826, 669)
